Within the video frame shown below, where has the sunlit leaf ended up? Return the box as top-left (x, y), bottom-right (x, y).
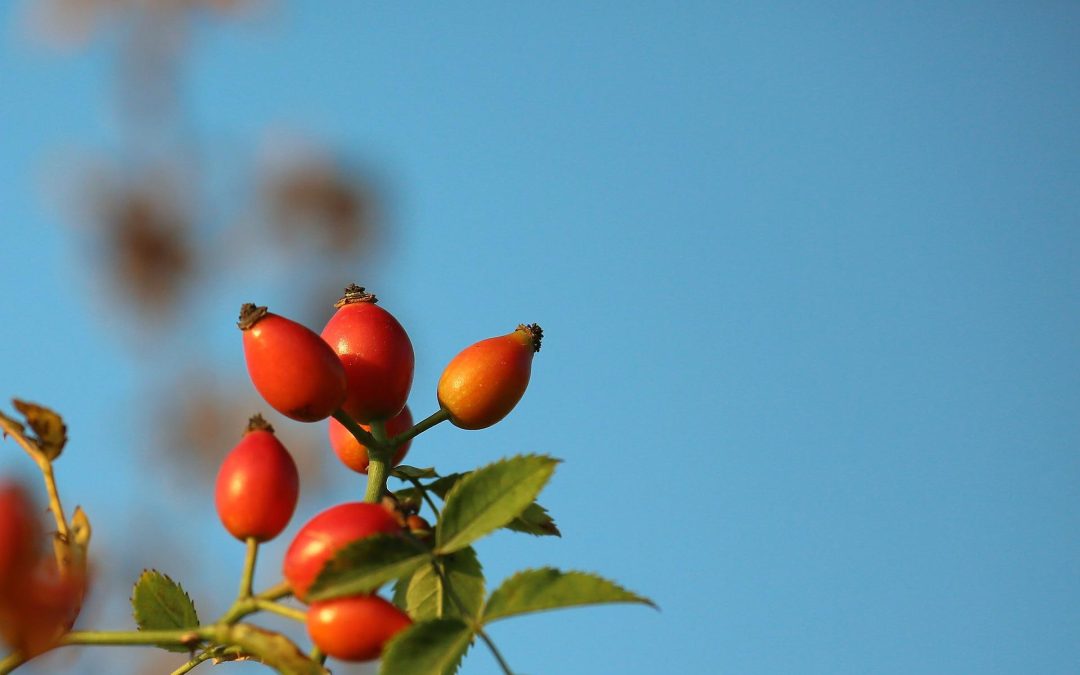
top-left (482, 568), bottom-right (656, 624)
top-left (435, 455), bottom-right (558, 555)
top-left (506, 501), bottom-right (560, 537)
top-left (380, 618), bottom-right (473, 675)
top-left (392, 573), bottom-right (412, 611)
top-left (422, 471), bottom-right (558, 537)
top-left (308, 534), bottom-right (430, 601)
top-left (407, 547), bottom-right (485, 621)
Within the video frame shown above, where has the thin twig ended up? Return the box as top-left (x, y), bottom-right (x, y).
top-left (257, 581), bottom-right (293, 601)
top-left (169, 650), bottom-right (216, 675)
top-left (0, 416), bottom-right (69, 539)
top-left (408, 477), bottom-right (442, 518)
top-left (330, 409), bottom-right (379, 448)
top-left (252, 599), bottom-right (307, 623)
top-left (390, 408), bottom-right (450, 447)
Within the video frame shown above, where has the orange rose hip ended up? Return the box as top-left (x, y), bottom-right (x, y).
top-left (437, 323), bottom-right (542, 430)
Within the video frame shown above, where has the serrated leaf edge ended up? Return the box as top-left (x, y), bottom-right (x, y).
top-left (131, 569), bottom-right (200, 630)
top-left (307, 535), bottom-right (431, 601)
top-left (481, 568), bottom-right (657, 623)
top-left (506, 502), bottom-right (561, 537)
top-left (436, 454), bottom-right (559, 554)
top-left (379, 618), bottom-right (474, 675)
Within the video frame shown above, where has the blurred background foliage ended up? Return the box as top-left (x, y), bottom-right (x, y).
top-left (16, 1), bottom-right (387, 672)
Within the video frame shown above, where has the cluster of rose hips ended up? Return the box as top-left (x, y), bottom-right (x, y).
top-left (218, 284), bottom-right (542, 662)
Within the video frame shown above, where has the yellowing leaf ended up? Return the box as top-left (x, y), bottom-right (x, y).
top-left (71, 506), bottom-right (92, 549)
top-left (13, 399), bottom-right (67, 460)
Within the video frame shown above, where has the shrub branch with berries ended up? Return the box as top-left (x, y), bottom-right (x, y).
top-left (0, 284), bottom-right (654, 674)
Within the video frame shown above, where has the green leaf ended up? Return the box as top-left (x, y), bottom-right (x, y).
top-left (405, 566), bottom-right (442, 620)
top-left (506, 501), bottom-right (561, 537)
top-left (403, 471), bottom-right (558, 537)
top-left (435, 455), bottom-right (558, 554)
top-left (393, 473), bottom-right (463, 513)
top-left (407, 547), bottom-right (485, 621)
top-left (308, 534), bottom-right (430, 601)
top-left (131, 570), bottom-right (199, 652)
top-left (482, 568), bottom-right (657, 624)
top-left (392, 573), bottom-right (413, 611)
top-left (12, 399), bottom-right (66, 460)
top-left (392, 465), bottom-right (439, 480)
top-left (380, 618), bottom-right (473, 675)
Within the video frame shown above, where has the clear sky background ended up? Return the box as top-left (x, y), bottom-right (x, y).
top-left (1, 3), bottom-right (1079, 674)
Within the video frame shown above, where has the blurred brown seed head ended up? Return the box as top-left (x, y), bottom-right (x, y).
top-left (98, 185), bottom-right (193, 316)
top-left (158, 373), bottom-right (328, 487)
top-left (28, 0), bottom-right (260, 48)
top-left (263, 158), bottom-right (378, 255)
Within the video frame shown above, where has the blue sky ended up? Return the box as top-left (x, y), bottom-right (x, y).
top-left (2, 3), bottom-right (1079, 674)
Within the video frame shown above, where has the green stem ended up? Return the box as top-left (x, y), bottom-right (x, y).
top-left (61, 628), bottom-right (211, 647)
top-left (5, 614), bottom-right (317, 674)
top-left (169, 650), bottom-right (216, 675)
top-left (238, 538), bottom-right (258, 600)
top-left (409, 477), bottom-right (442, 518)
top-left (310, 646), bottom-right (327, 665)
top-left (218, 599), bottom-right (255, 626)
top-left (252, 600), bottom-right (308, 623)
top-left (218, 580), bottom-right (294, 625)
top-left (477, 630), bottom-right (516, 675)
top-left (1, 611), bottom-right (307, 673)
top-left (364, 420), bottom-right (391, 503)
top-left (258, 581), bottom-right (293, 601)
top-left (331, 409), bottom-right (379, 448)
top-left (391, 408), bottom-right (450, 447)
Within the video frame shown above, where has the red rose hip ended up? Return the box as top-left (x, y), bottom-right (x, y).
top-left (283, 502), bottom-right (401, 601)
top-left (321, 285), bottom-right (414, 423)
top-left (215, 415), bottom-right (300, 542)
top-left (306, 594), bottom-right (411, 661)
top-left (239, 303), bottom-right (347, 422)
